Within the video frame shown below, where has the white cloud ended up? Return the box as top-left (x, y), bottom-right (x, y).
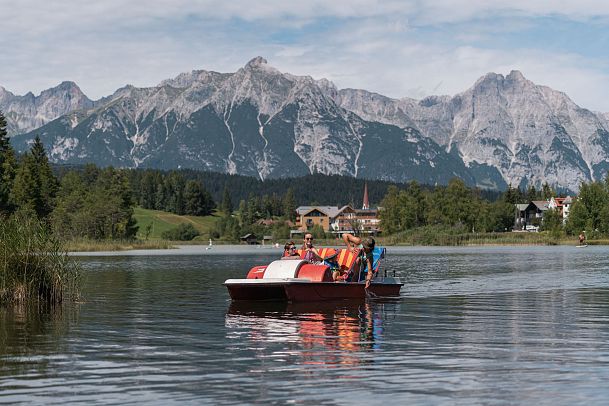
top-left (2, 0), bottom-right (609, 111)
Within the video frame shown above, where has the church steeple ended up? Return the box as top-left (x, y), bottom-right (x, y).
top-left (362, 182), bottom-right (369, 210)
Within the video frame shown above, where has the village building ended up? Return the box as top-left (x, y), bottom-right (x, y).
top-left (514, 200), bottom-right (549, 232)
top-left (292, 183), bottom-right (381, 237)
top-left (294, 206), bottom-right (341, 233)
top-left (514, 196), bottom-right (574, 231)
top-left (240, 233), bottom-right (257, 244)
top-left (548, 196), bottom-right (574, 223)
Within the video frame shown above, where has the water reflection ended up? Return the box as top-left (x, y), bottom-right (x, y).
top-left (0, 303), bottom-right (79, 377)
top-left (4, 248), bottom-right (609, 404)
top-left (226, 300), bottom-right (400, 368)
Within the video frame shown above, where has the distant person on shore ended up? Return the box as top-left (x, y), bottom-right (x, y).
top-left (579, 231), bottom-right (586, 246)
top-left (342, 233), bottom-right (376, 288)
top-left (302, 233), bottom-right (322, 264)
top-left (282, 241), bottom-right (300, 259)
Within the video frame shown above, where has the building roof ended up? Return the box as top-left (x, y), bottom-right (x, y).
top-left (515, 204), bottom-right (529, 211)
top-left (531, 200), bottom-right (550, 211)
top-left (296, 204), bottom-right (378, 219)
top-left (338, 205), bottom-right (355, 213)
top-left (296, 206), bottom-right (342, 218)
top-left (355, 208), bottom-right (378, 215)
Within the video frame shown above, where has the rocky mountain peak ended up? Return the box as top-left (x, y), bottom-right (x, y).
top-left (159, 69), bottom-right (222, 89)
top-left (474, 72), bottom-right (502, 86)
top-left (57, 80), bottom-right (79, 89)
top-left (0, 81), bottom-right (94, 136)
top-left (246, 56), bottom-right (268, 68)
top-left (506, 70), bottom-right (526, 82)
top-left (0, 86), bottom-right (11, 102)
top-left (39, 81), bottom-right (89, 101)
top-left (6, 61), bottom-right (609, 192)
top-left (315, 78), bottom-right (338, 98)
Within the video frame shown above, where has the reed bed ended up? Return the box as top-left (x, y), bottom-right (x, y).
top-left (66, 238), bottom-right (174, 252)
top-left (380, 227), bottom-right (567, 246)
top-left (0, 216), bottom-right (81, 305)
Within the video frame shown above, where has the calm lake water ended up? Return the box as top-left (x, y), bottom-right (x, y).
top-left (2, 245), bottom-right (609, 405)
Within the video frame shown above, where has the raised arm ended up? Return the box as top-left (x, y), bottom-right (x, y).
top-left (342, 233), bottom-right (362, 253)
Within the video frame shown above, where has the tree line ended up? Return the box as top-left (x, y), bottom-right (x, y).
top-left (126, 168), bottom-right (478, 211)
top-left (127, 169), bottom-right (215, 216)
top-left (379, 178), bottom-right (565, 235)
top-left (5, 106), bottom-right (604, 243)
top-left (379, 179), bottom-right (518, 234)
top-left (210, 188), bottom-right (297, 241)
top-left (379, 176), bottom-right (609, 239)
top-left (1, 111), bottom-right (138, 240)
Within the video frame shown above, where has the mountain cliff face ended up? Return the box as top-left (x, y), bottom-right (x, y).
top-left (0, 81), bottom-right (93, 136)
top-left (336, 71), bottom-right (609, 190)
top-left (8, 57), bottom-right (473, 185)
top-left (5, 58), bottom-right (609, 191)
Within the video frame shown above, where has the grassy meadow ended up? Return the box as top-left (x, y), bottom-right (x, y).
top-left (133, 207), bottom-right (223, 241)
top-left (63, 208), bottom-right (224, 251)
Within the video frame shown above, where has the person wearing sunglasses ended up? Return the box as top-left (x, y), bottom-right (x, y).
top-left (301, 233), bottom-right (322, 264)
top-left (282, 241), bottom-right (300, 258)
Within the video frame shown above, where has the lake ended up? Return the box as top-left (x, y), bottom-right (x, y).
top-left (2, 245), bottom-right (609, 404)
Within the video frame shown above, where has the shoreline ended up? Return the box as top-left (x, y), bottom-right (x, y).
top-left (68, 242), bottom-right (604, 256)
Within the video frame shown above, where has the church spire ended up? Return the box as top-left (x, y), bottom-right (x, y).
top-left (362, 182), bottom-right (369, 210)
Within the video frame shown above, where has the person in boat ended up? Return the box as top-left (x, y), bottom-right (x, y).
top-left (282, 241), bottom-right (300, 258)
top-left (342, 233), bottom-right (376, 288)
top-left (302, 233), bottom-right (322, 264)
top-left (579, 231), bottom-right (586, 245)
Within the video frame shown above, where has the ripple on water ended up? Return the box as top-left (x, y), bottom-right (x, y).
top-left (2, 247), bottom-right (609, 404)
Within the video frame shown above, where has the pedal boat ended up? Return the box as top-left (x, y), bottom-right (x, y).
top-left (224, 248), bottom-right (402, 302)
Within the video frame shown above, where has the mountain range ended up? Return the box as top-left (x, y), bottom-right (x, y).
top-left (3, 57), bottom-right (609, 191)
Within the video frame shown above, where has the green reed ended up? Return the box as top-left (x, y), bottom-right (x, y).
top-left (0, 215), bottom-right (81, 305)
top-left (65, 238), bottom-right (173, 252)
top-left (380, 226), bottom-right (564, 246)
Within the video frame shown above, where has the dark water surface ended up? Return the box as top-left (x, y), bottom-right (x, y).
top-left (2, 246), bottom-right (609, 404)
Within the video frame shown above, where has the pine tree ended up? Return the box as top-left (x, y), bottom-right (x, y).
top-left (238, 199), bottom-right (247, 226)
top-left (283, 188), bottom-right (296, 220)
top-left (51, 171), bottom-right (87, 239)
top-left (503, 183), bottom-right (524, 204)
top-left (11, 137), bottom-right (58, 218)
top-left (0, 111), bottom-right (17, 214)
top-left (11, 153), bottom-right (38, 214)
top-left (220, 186), bottom-right (233, 215)
top-left (526, 185), bottom-right (539, 202)
top-left (184, 180), bottom-right (212, 216)
top-left (541, 182), bottom-right (555, 200)
top-left (139, 170), bottom-right (157, 209)
top-left (30, 136), bottom-right (59, 217)
top-left (262, 194), bottom-right (272, 219)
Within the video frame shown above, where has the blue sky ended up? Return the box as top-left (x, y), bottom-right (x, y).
top-left (3, 0), bottom-right (609, 112)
